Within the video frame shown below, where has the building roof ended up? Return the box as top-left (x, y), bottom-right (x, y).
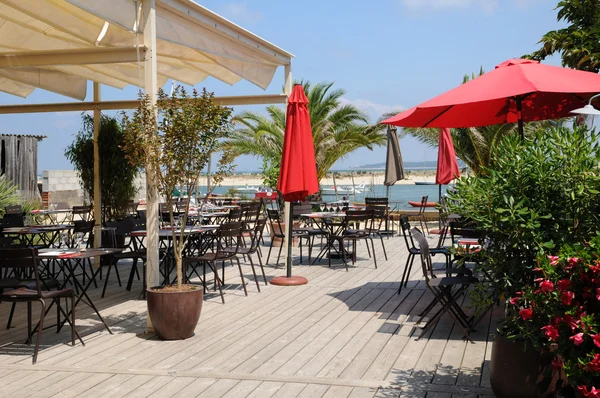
top-left (0, 134), bottom-right (47, 140)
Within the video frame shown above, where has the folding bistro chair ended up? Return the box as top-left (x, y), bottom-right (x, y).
top-left (341, 209), bottom-right (378, 271)
top-left (398, 215), bottom-right (450, 294)
top-left (410, 228), bottom-right (477, 341)
top-left (0, 248), bottom-right (83, 363)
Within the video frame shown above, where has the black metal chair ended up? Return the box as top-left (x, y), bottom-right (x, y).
top-left (410, 228), bottom-right (477, 341)
top-left (398, 215), bottom-right (450, 294)
top-left (72, 205), bottom-right (92, 222)
top-left (340, 209), bottom-right (377, 271)
top-left (416, 195), bottom-right (430, 234)
top-left (183, 222), bottom-right (243, 303)
top-left (0, 248), bottom-right (83, 363)
top-left (235, 218), bottom-right (268, 291)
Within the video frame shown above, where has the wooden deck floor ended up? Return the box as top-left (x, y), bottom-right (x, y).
top-left (0, 232), bottom-right (499, 397)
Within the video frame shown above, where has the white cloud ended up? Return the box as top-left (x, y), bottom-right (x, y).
top-left (400, 0), bottom-right (499, 13)
top-left (218, 2), bottom-right (262, 25)
top-left (340, 97), bottom-right (405, 119)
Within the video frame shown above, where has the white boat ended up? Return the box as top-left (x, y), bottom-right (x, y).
top-left (236, 185), bottom-right (273, 195)
top-left (321, 183), bottom-right (367, 196)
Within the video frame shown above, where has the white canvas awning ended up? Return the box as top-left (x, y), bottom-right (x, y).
top-left (0, 0), bottom-right (293, 99)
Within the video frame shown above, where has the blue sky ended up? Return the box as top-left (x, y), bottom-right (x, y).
top-left (0, 0), bottom-right (564, 172)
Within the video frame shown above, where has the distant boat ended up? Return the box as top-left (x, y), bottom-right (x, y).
top-left (236, 185), bottom-right (273, 195)
top-left (321, 183), bottom-right (367, 196)
top-left (408, 201), bottom-right (438, 208)
top-left (414, 181), bottom-right (436, 185)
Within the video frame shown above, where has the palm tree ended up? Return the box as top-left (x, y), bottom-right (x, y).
top-left (528, 0), bottom-right (600, 73)
top-left (224, 81), bottom-right (387, 185)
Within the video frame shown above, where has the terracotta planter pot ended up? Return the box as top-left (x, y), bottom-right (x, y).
top-left (490, 335), bottom-right (564, 398)
top-left (146, 285), bottom-right (203, 340)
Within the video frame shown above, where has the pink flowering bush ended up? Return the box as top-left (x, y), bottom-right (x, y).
top-left (506, 237), bottom-right (600, 395)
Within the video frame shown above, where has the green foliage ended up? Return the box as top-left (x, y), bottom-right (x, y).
top-left (224, 81), bottom-right (386, 183)
top-left (121, 86), bottom-right (234, 288)
top-left (0, 175), bottom-right (20, 216)
top-left (261, 156), bottom-right (280, 189)
top-left (65, 114), bottom-right (140, 222)
top-left (529, 0), bottom-right (600, 72)
top-left (447, 125), bottom-right (600, 312)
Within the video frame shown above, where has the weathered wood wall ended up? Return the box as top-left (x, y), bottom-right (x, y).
top-left (0, 134), bottom-right (44, 199)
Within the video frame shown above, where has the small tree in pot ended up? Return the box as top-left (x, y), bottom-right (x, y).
top-left (121, 86), bottom-right (234, 339)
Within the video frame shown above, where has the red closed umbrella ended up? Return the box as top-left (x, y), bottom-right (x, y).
top-left (277, 85), bottom-right (319, 202)
top-left (382, 59), bottom-right (600, 138)
top-left (436, 128), bottom-right (460, 186)
top-left (272, 84), bottom-right (318, 286)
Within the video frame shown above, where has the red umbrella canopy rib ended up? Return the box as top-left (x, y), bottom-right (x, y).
top-left (435, 128), bottom-right (460, 185)
top-left (277, 84), bottom-right (319, 202)
top-left (382, 59), bottom-right (600, 128)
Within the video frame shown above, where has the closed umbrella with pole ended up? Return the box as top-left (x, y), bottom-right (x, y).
top-left (271, 84), bottom-right (319, 286)
top-left (384, 126), bottom-right (405, 199)
top-left (435, 127), bottom-right (460, 201)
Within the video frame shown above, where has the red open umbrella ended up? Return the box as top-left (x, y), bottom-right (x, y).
top-left (382, 59), bottom-right (600, 138)
top-left (272, 84), bottom-right (318, 286)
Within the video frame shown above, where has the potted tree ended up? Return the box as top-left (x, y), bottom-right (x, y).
top-left (122, 86), bottom-right (234, 340)
top-left (447, 125), bottom-right (600, 397)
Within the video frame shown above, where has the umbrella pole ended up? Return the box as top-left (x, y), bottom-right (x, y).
top-left (286, 202), bottom-right (293, 278)
top-left (516, 96), bottom-right (524, 141)
top-left (438, 184), bottom-right (442, 229)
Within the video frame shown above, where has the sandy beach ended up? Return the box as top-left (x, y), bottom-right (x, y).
top-left (216, 170), bottom-right (439, 187)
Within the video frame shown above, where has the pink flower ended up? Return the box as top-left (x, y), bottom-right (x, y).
top-left (561, 290), bottom-right (575, 305)
top-left (568, 257), bottom-right (580, 266)
top-left (541, 325), bottom-right (559, 341)
top-left (534, 277), bottom-right (543, 282)
top-left (539, 280), bottom-right (554, 293)
top-left (556, 279), bottom-right (571, 291)
top-left (587, 354), bottom-right (600, 372)
top-left (597, 288), bottom-right (600, 301)
top-left (569, 332), bottom-right (584, 346)
top-left (519, 308), bottom-right (533, 320)
top-left (509, 297), bottom-right (520, 305)
top-left (548, 255), bottom-right (559, 266)
top-left (592, 334), bottom-right (600, 348)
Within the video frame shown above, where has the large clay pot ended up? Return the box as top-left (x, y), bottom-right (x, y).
top-left (146, 285), bottom-right (203, 340)
top-left (490, 335), bottom-right (564, 398)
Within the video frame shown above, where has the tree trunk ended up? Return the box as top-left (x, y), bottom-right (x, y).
top-left (175, 247), bottom-right (183, 289)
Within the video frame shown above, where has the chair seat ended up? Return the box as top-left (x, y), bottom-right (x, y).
top-left (344, 229), bottom-right (369, 238)
top-left (185, 252), bottom-right (235, 262)
top-left (1, 286), bottom-right (74, 300)
top-left (0, 277), bottom-right (60, 290)
top-left (114, 251), bottom-right (147, 260)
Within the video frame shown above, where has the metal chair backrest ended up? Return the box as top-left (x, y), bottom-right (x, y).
top-left (73, 220), bottom-right (94, 248)
top-left (4, 205), bottom-right (22, 215)
top-left (292, 203), bottom-right (312, 218)
top-left (449, 218), bottom-right (484, 242)
top-left (242, 202), bottom-right (261, 223)
top-left (249, 218), bottom-right (267, 252)
top-left (400, 215), bottom-right (417, 250)
top-left (266, 208), bottom-right (284, 238)
top-left (418, 196), bottom-right (429, 216)
top-left (72, 205), bottom-right (91, 221)
top-left (345, 209), bottom-right (372, 229)
top-left (0, 248), bottom-right (41, 295)
top-left (228, 208), bottom-right (243, 222)
top-left (410, 227), bottom-right (434, 282)
top-left (365, 197), bottom-right (388, 207)
top-left (216, 222), bottom-right (242, 256)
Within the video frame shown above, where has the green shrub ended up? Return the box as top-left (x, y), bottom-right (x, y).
top-left (65, 114), bottom-right (140, 222)
top-left (448, 125), bottom-right (600, 312)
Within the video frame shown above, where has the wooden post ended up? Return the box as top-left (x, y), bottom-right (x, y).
top-left (142, 0), bottom-right (160, 333)
top-left (282, 63), bottom-right (292, 274)
top-left (93, 82), bottom-right (102, 258)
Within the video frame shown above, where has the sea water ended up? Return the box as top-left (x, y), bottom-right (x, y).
top-left (209, 184), bottom-right (450, 210)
